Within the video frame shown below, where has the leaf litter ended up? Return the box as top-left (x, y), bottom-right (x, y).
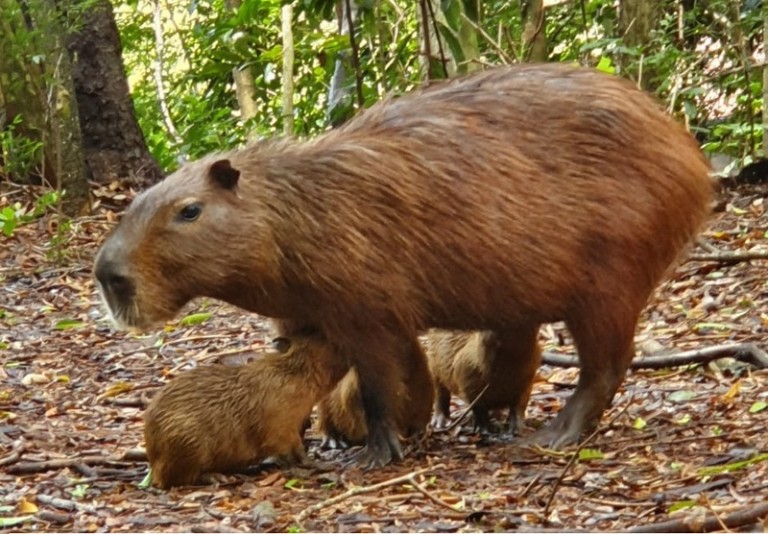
top-left (1, 182), bottom-right (767, 533)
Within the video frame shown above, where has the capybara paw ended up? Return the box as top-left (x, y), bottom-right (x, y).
top-left (524, 424), bottom-right (583, 449)
top-left (199, 472), bottom-right (229, 486)
top-left (320, 435), bottom-right (349, 450)
top-left (430, 413), bottom-right (451, 429)
top-left (344, 427), bottom-right (403, 469)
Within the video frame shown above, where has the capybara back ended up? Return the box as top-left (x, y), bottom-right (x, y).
top-left (98, 63), bottom-right (713, 466)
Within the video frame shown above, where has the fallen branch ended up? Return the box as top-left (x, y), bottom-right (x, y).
top-left (542, 343), bottom-right (768, 370)
top-left (629, 500), bottom-right (768, 533)
top-left (0, 439), bottom-right (25, 467)
top-left (687, 249), bottom-right (768, 263)
top-left (35, 510), bottom-right (71, 525)
top-left (7, 456), bottom-right (136, 474)
top-left (542, 394), bottom-right (634, 520)
top-left (406, 474), bottom-right (461, 513)
top-left (37, 494), bottom-right (96, 513)
top-left (294, 464), bottom-right (445, 525)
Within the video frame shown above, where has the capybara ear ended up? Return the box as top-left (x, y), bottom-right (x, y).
top-left (271, 336), bottom-right (292, 353)
top-left (208, 159), bottom-right (240, 190)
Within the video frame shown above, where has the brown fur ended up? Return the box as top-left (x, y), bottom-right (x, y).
top-left (143, 333), bottom-right (348, 489)
top-left (316, 337), bottom-right (434, 447)
top-left (97, 64), bottom-right (713, 464)
top-left (425, 329), bottom-right (540, 433)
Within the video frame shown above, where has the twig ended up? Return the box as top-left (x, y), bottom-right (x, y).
top-left (425, 0), bottom-right (448, 77)
top-left (37, 494), bottom-right (96, 513)
top-left (628, 501), bottom-right (768, 533)
top-left (294, 463), bottom-right (445, 524)
top-left (35, 510), bottom-right (71, 525)
top-left (7, 456), bottom-right (136, 474)
top-left (541, 394), bottom-right (634, 520)
top-left (406, 474), bottom-right (461, 513)
top-left (459, 12), bottom-right (513, 64)
top-left (433, 384), bottom-right (490, 433)
top-left (541, 343), bottom-right (768, 370)
top-left (0, 438), bottom-right (25, 466)
top-left (687, 249), bottom-right (768, 263)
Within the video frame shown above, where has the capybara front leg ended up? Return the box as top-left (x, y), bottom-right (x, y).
top-left (530, 309), bottom-right (637, 447)
top-left (345, 334), bottom-right (409, 468)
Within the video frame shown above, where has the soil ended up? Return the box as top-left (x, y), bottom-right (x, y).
top-left (1, 181), bottom-right (767, 533)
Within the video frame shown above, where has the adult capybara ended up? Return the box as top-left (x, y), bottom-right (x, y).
top-left (425, 329), bottom-right (540, 433)
top-left (95, 63), bottom-right (713, 467)
top-left (316, 337), bottom-right (434, 448)
top-left (143, 333), bottom-right (348, 489)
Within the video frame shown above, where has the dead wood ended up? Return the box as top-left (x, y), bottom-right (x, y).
top-left (687, 249), bottom-right (768, 263)
top-left (7, 456), bottom-right (136, 474)
top-left (629, 500), bottom-right (768, 533)
top-left (542, 343), bottom-right (768, 370)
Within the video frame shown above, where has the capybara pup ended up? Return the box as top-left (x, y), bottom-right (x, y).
top-left (96, 63), bottom-right (713, 467)
top-left (316, 337), bottom-right (434, 448)
top-left (425, 328), bottom-right (540, 433)
top-left (143, 333), bottom-right (348, 489)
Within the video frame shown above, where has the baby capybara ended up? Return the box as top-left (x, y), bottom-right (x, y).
top-left (95, 63), bottom-right (713, 467)
top-left (143, 333), bottom-right (348, 489)
top-left (425, 329), bottom-right (540, 433)
top-left (316, 337), bottom-right (434, 448)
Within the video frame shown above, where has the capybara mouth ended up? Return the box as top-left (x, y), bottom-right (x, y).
top-left (96, 284), bottom-right (158, 333)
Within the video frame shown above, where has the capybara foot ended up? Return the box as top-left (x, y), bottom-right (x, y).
top-left (199, 472), bottom-right (230, 486)
top-left (524, 416), bottom-right (593, 449)
top-left (430, 412), bottom-right (451, 430)
top-left (344, 425), bottom-right (403, 469)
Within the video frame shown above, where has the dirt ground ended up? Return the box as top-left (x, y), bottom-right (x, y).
top-left (1, 181), bottom-right (767, 533)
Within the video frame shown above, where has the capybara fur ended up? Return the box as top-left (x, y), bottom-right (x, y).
top-left (425, 329), bottom-right (540, 433)
top-left (316, 338), bottom-right (434, 448)
top-left (96, 63), bottom-right (713, 466)
top-left (143, 333), bottom-right (348, 489)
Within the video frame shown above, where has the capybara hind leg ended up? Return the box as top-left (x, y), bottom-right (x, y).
top-left (345, 333), bottom-right (409, 468)
top-left (531, 309), bottom-right (637, 447)
top-left (431, 384), bottom-right (452, 429)
top-left (495, 325), bottom-right (541, 436)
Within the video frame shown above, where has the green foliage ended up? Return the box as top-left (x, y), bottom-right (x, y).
top-left (0, 190), bottom-right (59, 237)
top-left (0, 116), bottom-right (45, 181)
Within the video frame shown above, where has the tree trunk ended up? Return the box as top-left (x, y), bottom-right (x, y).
top-left (0, 0), bottom-right (89, 215)
top-left (68, 0), bottom-right (163, 187)
top-left (281, 3), bottom-right (294, 137)
top-left (224, 0), bottom-right (259, 140)
top-left (327, 0), bottom-right (360, 127)
top-left (618, 0), bottom-right (662, 91)
top-left (521, 0), bottom-right (548, 62)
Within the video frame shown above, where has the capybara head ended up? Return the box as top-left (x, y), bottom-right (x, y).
top-left (144, 331), bottom-right (348, 489)
top-left (94, 157), bottom-right (280, 330)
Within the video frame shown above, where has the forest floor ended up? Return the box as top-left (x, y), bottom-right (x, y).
top-left (1, 180), bottom-right (768, 533)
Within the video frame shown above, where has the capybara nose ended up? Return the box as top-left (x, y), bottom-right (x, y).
top-left (95, 260), bottom-right (135, 302)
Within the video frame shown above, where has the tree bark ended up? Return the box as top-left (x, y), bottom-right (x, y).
top-left (68, 0), bottom-right (163, 187)
top-left (521, 0), bottom-right (548, 62)
top-left (764, 0), bottom-right (768, 156)
top-left (224, 0), bottom-right (259, 140)
top-left (618, 0), bottom-right (662, 91)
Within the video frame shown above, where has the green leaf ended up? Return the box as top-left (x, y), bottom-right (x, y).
top-left (749, 401), bottom-right (767, 413)
top-left (668, 500), bottom-right (696, 513)
top-left (697, 453), bottom-right (768, 476)
top-left (138, 470), bottom-right (153, 489)
top-left (284, 478), bottom-right (302, 489)
top-left (69, 483), bottom-right (88, 499)
top-left (675, 413), bottom-right (691, 425)
top-left (178, 312), bottom-right (213, 326)
top-left (668, 390), bottom-right (698, 403)
top-left (595, 56), bottom-right (615, 74)
top-left (578, 448), bottom-right (604, 461)
top-left (54, 319), bottom-right (85, 330)
top-left (0, 517), bottom-right (33, 527)
top-left (633, 417), bottom-right (647, 430)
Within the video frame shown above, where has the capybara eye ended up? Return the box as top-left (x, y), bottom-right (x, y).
top-left (271, 337), bottom-right (292, 353)
top-left (178, 203), bottom-right (202, 222)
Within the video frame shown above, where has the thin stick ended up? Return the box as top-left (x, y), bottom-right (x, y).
top-left (541, 394), bottom-right (634, 520)
top-left (459, 12), bottom-right (512, 64)
top-left (407, 474), bottom-right (462, 512)
top-left (294, 464), bottom-right (446, 524)
top-left (433, 384), bottom-right (490, 433)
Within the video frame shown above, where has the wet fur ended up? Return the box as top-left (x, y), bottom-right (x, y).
top-left (98, 64), bottom-right (713, 461)
top-left (144, 334), bottom-right (348, 489)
